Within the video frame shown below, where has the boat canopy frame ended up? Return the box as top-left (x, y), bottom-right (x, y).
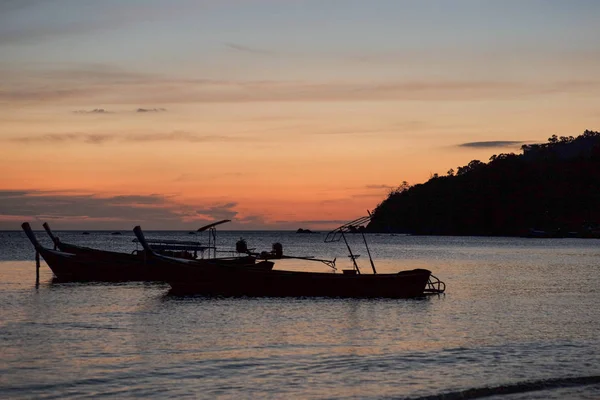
top-left (198, 219), bottom-right (231, 258)
top-left (325, 214), bottom-right (376, 274)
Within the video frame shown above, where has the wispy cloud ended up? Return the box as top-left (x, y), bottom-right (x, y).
top-left (0, 3), bottom-right (191, 46)
top-left (0, 190), bottom-right (245, 230)
top-left (0, 0), bottom-right (46, 14)
top-left (365, 184), bottom-right (395, 190)
top-left (9, 133), bottom-right (113, 144)
top-left (3, 63), bottom-right (600, 106)
top-left (293, 219), bottom-right (348, 225)
top-left (173, 172), bottom-right (244, 183)
top-left (73, 108), bottom-right (112, 114)
top-left (225, 42), bottom-right (276, 56)
top-left (0, 22), bottom-right (109, 46)
top-left (8, 131), bottom-right (240, 145)
top-left (0, 189), bottom-right (364, 230)
top-left (129, 131), bottom-right (233, 143)
top-left (136, 108), bottom-right (167, 113)
top-left (0, 190), bottom-right (176, 224)
top-left (458, 141), bottom-right (525, 148)
top-left (196, 202), bottom-right (238, 220)
top-left (72, 107), bottom-right (167, 115)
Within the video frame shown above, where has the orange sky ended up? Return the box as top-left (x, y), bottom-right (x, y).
top-left (1, 1), bottom-right (599, 229)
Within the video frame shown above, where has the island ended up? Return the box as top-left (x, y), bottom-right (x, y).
top-left (368, 130), bottom-right (600, 237)
top-left (296, 228), bottom-right (318, 234)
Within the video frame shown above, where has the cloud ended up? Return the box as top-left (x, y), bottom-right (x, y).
top-left (7, 131), bottom-right (240, 145)
top-left (173, 172), bottom-right (244, 183)
top-left (108, 195), bottom-right (169, 205)
top-left (0, 190), bottom-right (246, 230)
top-left (72, 107), bottom-right (167, 114)
top-left (0, 24), bottom-right (98, 46)
top-left (458, 141), bottom-right (525, 148)
top-left (311, 127), bottom-right (390, 136)
top-left (136, 108), bottom-right (167, 113)
top-left (0, 189), bottom-right (365, 230)
top-left (365, 184), bottom-right (395, 190)
top-left (196, 203), bottom-right (238, 220)
top-left (293, 219), bottom-right (348, 225)
top-left (225, 42), bottom-right (276, 56)
top-left (127, 131), bottom-right (221, 143)
top-left (0, 3), bottom-right (193, 46)
top-left (73, 108), bottom-right (112, 114)
top-left (3, 63), bottom-right (600, 106)
top-left (9, 133), bottom-right (113, 144)
top-left (0, 0), bottom-right (46, 14)
top-left (0, 190), bottom-right (177, 225)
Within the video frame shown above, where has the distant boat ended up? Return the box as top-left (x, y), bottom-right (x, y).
top-left (111, 231), bottom-right (122, 235)
top-left (82, 232), bottom-right (90, 235)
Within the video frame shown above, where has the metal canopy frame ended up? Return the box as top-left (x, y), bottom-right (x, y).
top-left (198, 219), bottom-right (231, 258)
top-left (325, 214), bottom-right (376, 274)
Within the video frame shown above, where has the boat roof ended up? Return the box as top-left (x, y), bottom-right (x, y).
top-left (197, 219), bottom-right (231, 232)
top-left (149, 244), bottom-right (215, 252)
top-left (132, 238), bottom-right (204, 245)
top-left (325, 215), bottom-right (371, 242)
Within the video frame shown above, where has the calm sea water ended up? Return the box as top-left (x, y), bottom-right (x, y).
top-left (1, 229), bottom-right (599, 399)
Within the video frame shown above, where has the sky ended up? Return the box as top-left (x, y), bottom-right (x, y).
top-left (1, 0), bottom-right (599, 230)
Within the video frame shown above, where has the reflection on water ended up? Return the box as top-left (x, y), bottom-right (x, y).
top-left (1, 233), bottom-right (600, 398)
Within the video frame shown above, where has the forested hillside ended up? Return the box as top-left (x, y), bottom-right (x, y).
top-left (368, 130), bottom-right (600, 237)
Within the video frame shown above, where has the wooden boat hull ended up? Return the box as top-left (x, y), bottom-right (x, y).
top-left (51, 242), bottom-right (257, 281)
top-left (56, 242), bottom-right (147, 263)
top-left (38, 247), bottom-right (157, 282)
top-left (40, 247), bottom-right (263, 283)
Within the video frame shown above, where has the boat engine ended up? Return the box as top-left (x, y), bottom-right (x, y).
top-left (236, 238), bottom-right (248, 254)
top-left (272, 242), bottom-right (283, 258)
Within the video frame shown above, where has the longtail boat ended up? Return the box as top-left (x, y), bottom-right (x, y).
top-left (134, 215), bottom-right (446, 298)
top-left (43, 221), bottom-right (256, 265)
top-left (43, 222), bottom-right (153, 264)
top-left (23, 223), bottom-right (158, 281)
top-left (24, 223), bottom-right (259, 282)
top-left (43, 222), bottom-right (215, 260)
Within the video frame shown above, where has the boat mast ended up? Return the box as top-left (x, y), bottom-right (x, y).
top-left (208, 226), bottom-right (216, 258)
top-left (364, 210), bottom-right (376, 274)
top-left (340, 230), bottom-right (361, 274)
top-left (361, 230), bottom-right (376, 274)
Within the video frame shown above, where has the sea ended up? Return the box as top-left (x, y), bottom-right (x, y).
top-left (1, 229), bottom-right (599, 399)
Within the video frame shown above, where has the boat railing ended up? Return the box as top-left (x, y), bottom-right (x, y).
top-left (424, 274), bottom-right (446, 294)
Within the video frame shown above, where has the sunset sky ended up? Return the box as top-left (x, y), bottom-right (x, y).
top-left (1, 0), bottom-right (599, 229)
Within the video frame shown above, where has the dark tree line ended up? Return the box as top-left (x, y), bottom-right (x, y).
top-left (368, 130), bottom-right (600, 236)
